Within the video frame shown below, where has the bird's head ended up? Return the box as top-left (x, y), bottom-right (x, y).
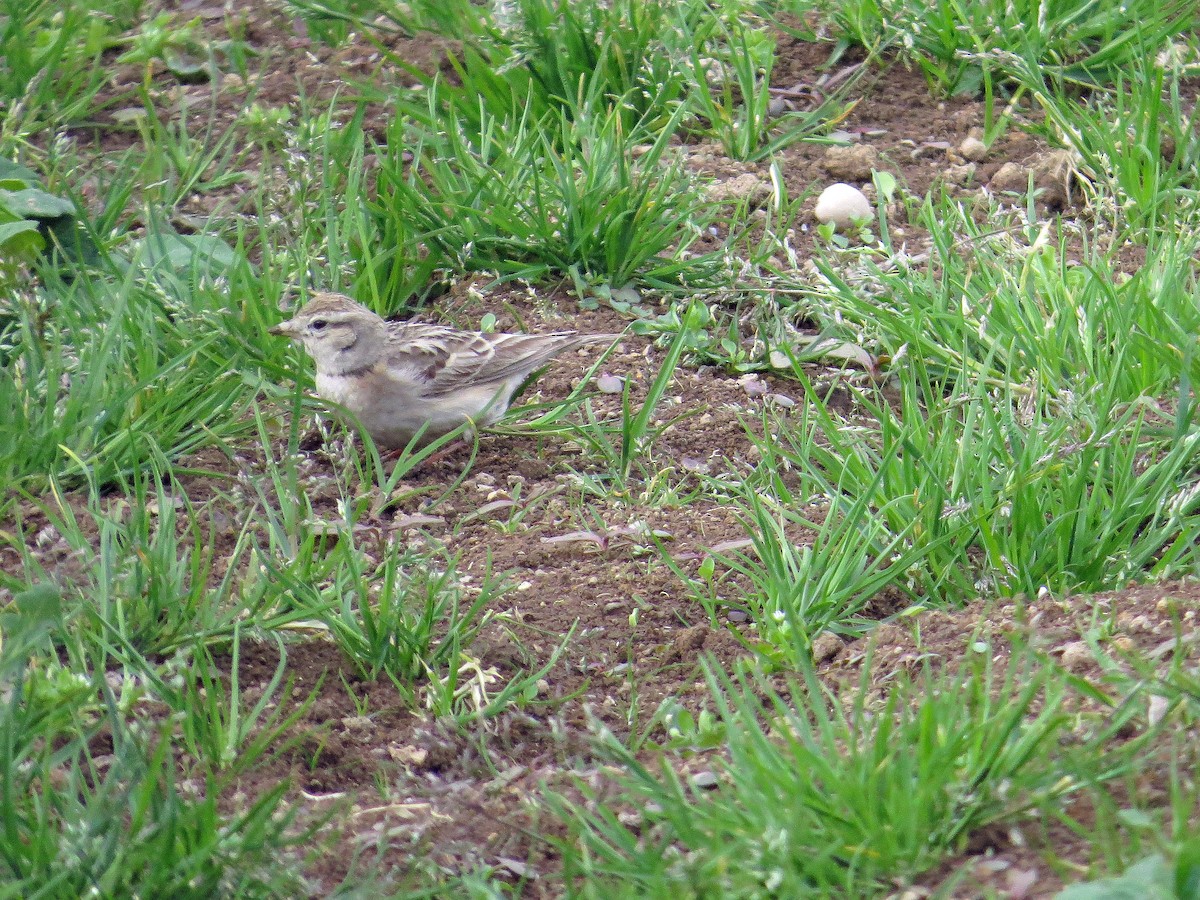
top-left (270, 293), bottom-right (388, 374)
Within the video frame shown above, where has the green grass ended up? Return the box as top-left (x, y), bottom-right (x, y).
top-left (808, 0), bottom-right (1198, 96)
top-left (0, 0), bottom-right (142, 137)
top-left (0, 276), bottom-right (265, 490)
top-left (374, 85), bottom-right (725, 298)
top-left (0, 583), bottom-right (319, 896)
top-left (553, 653), bottom-right (1154, 895)
top-left (802, 191), bottom-right (1200, 394)
top-left (1012, 53), bottom-right (1200, 237)
top-left (682, 17), bottom-right (858, 161)
top-left (3, 0), bottom-right (1200, 894)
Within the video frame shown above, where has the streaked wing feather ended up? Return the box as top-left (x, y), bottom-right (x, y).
top-left (384, 324), bottom-right (586, 398)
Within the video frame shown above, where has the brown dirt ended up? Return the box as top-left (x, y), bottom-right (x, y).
top-left (6, 2), bottom-right (1199, 897)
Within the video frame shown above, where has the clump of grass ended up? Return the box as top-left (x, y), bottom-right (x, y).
top-left (375, 86), bottom-right (723, 300)
top-left (486, 0), bottom-right (701, 134)
top-left (811, 370), bottom-right (1200, 599)
top-left (315, 539), bottom-right (565, 719)
top-left (802, 194), bottom-right (1200, 399)
top-left (667, 208), bottom-right (1200, 653)
top-left (319, 544), bottom-right (494, 679)
top-left (682, 17), bottom-right (857, 161)
top-left (0, 584), bottom-right (318, 896)
top-left (809, 0), bottom-right (1196, 95)
top-left (285, 0), bottom-right (488, 46)
top-left (6, 459), bottom-right (323, 657)
top-left (561, 300), bottom-right (703, 491)
top-left (663, 448), bottom-right (926, 654)
top-left (551, 655), bottom-right (1145, 894)
top-left (0, 0), bottom-right (141, 137)
top-left (1010, 53), bottom-right (1200, 237)
top-left (0, 270), bottom-right (271, 490)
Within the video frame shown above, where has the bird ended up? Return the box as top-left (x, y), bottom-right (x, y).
top-left (269, 292), bottom-right (615, 449)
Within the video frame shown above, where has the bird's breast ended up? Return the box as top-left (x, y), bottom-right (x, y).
top-left (314, 370), bottom-right (376, 415)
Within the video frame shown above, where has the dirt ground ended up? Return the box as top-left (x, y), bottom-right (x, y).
top-left (7, 1), bottom-right (1200, 896)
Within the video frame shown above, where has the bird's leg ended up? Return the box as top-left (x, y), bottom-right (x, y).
top-left (379, 433), bottom-right (473, 471)
top-left (408, 437), bottom-right (470, 468)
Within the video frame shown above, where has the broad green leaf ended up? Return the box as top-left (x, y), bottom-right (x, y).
top-left (0, 219), bottom-right (41, 245)
top-left (0, 220), bottom-right (45, 254)
top-left (0, 186), bottom-right (75, 219)
top-left (0, 159), bottom-right (40, 184)
top-left (1056, 855), bottom-right (1174, 899)
top-left (134, 228), bottom-right (237, 275)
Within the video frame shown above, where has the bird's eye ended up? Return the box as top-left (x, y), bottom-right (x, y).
top-left (310, 319), bottom-right (328, 331)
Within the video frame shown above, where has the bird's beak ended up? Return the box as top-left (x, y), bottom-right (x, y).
top-left (269, 320), bottom-right (296, 337)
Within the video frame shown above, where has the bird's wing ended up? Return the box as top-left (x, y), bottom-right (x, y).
top-left (384, 324), bottom-right (586, 399)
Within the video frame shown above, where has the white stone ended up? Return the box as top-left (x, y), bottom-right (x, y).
top-left (814, 183), bottom-right (872, 230)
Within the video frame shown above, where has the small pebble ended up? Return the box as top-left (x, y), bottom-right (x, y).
top-left (823, 143), bottom-right (879, 182)
top-left (1059, 641), bottom-right (1091, 671)
top-left (944, 163), bottom-right (977, 186)
top-left (811, 631), bottom-right (843, 663)
top-left (739, 374), bottom-right (770, 397)
top-left (596, 374), bottom-right (625, 394)
top-left (1147, 694), bottom-right (1169, 726)
top-left (958, 136), bottom-right (987, 161)
top-left (990, 161), bottom-right (1030, 193)
top-left (1006, 868), bottom-right (1039, 899)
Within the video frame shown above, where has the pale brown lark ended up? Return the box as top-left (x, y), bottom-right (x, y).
top-left (270, 292), bottom-right (614, 449)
